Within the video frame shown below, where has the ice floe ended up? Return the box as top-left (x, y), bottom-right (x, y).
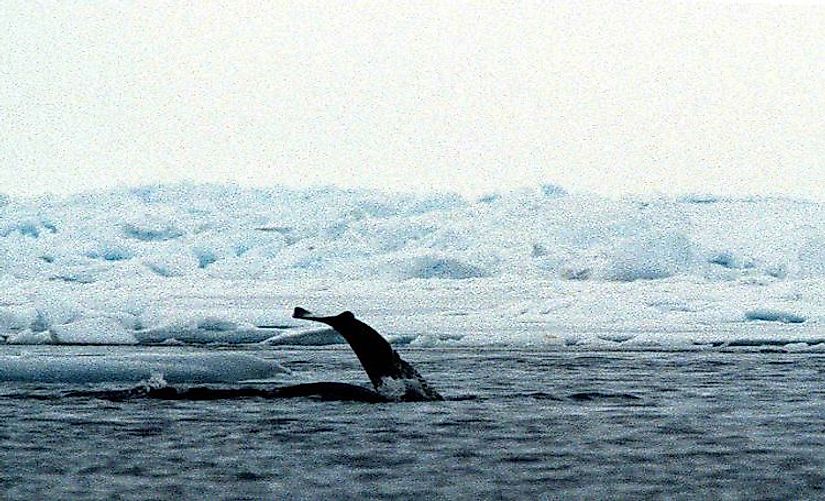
top-left (0, 352), bottom-right (288, 383)
top-left (0, 184), bottom-right (823, 349)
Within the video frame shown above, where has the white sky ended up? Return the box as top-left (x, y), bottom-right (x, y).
top-left (1, 1), bottom-right (823, 199)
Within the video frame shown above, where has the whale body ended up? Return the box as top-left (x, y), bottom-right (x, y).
top-left (62, 308), bottom-right (444, 403)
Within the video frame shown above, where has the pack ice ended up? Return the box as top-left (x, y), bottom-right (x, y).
top-left (1, 183), bottom-right (824, 351)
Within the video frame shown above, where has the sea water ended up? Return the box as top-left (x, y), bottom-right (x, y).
top-left (2, 345), bottom-right (823, 499)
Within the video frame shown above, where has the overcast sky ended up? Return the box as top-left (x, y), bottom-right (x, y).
top-left (1, 1), bottom-right (823, 199)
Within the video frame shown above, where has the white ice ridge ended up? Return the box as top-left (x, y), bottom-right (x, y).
top-left (1, 183), bottom-right (825, 348)
top-left (0, 353), bottom-right (288, 383)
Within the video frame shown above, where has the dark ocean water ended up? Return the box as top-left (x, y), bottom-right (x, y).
top-left (1, 346), bottom-right (824, 499)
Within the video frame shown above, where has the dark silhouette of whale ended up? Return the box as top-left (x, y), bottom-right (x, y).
top-left (292, 307), bottom-right (443, 402)
top-left (70, 308), bottom-right (443, 403)
top-left (68, 381), bottom-right (391, 403)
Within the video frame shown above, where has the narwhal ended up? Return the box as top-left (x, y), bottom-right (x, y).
top-left (292, 307), bottom-right (443, 402)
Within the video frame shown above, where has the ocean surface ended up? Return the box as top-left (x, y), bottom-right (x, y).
top-left (2, 345), bottom-right (824, 499)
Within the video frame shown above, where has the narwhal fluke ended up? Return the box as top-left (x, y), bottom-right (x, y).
top-left (293, 307), bottom-right (443, 402)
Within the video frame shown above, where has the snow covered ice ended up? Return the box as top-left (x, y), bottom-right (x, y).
top-left (0, 351), bottom-right (287, 384)
top-left (1, 183), bottom-right (824, 351)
